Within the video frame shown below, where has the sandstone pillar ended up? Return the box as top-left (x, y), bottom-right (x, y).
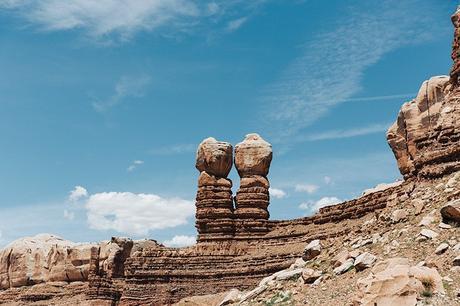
top-left (195, 137), bottom-right (234, 241)
top-left (234, 133), bottom-right (273, 235)
top-left (451, 7), bottom-right (460, 85)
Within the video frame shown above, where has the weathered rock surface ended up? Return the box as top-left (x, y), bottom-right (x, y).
top-left (0, 234), bottom-right (138, 293)
top-left (354, 252), bottom-right (377, 271)
top-left (234, 133), bottom-right (272, 177)
top-left (234, 133), bottom-right (272, 235)
top-left (196, 137), bottom-right (233, 177)
top-left (440, 199), bottom-right (460, 223)
top-left (386, 75), bottom-right (458, 179)
top-left (302, 239), bottom-right (321, 261)
top-left (356, 258), bottom-right (445, 306)
top-left (195, 138), bottom-right (235, 242)
top-left (0, 234), bottom-right (93, 289)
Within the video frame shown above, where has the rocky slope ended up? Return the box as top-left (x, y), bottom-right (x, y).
top-left (1, 6), bottom-right (460, 306)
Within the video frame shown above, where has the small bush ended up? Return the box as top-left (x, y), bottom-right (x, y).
top-left (420, 276), bottom-right (435, 298)
top-left (264, 291), bottom-right (292, 306)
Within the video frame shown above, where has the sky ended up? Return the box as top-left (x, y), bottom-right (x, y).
top-left (0, 0), bottom-right (458, 248)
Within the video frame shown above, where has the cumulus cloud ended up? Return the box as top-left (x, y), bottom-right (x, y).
top-left (163, 235), bottom-right (196, 247)
top-left (84, 191), bottom-right (194, 235)
top-left (127, 160), bottom-right (144, 172)
top-left (294, 184), bottom-right (319, 194)
top-left (93, 74), bottom-right (151, 112)
top-left (69, 186), bottom-right (88, 202)
top-left (299, 196), bottom-right (342, 213)
top-left (269, 187), bottom-right (287, 199)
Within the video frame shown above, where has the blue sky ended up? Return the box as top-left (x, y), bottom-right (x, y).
top-left (0, 0), bottom-right (458, 247)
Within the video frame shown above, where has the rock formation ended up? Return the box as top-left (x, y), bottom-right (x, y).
top-left (234, 133), bottom-right (273, 236)
top-left (195, 137), bottom-right (235, 242)
top-left (451, 6), bottom-right (460, 85)
top-left (0, 234), bottom-right (93, 289)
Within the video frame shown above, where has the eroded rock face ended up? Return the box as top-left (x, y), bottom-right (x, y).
top-left (195, 138), bottom-right (234, 242)
top-left (234, 133), bottom-right (272, 177)
top-left (234, 134), bottom-right (272, 235)
top-left (0, 234), bottom-right (93, 289)
top-left (386, 75), bottom-right (460, 178)
top-left (0, 234), bottom-right (136, 291)
top-left (196, 137), bottom-right (233, 177)
top-left (356, 258), bottom-right (444, 306)
top-left (451, 7), bottom-right (460, 85)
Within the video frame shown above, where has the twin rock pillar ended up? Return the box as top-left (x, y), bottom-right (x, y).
top-left (234, 133), bottom-right (273, 237)
top-left (195, 134), bottom-right (273, 242)
top-left (195, 137), bottom-right (235, 241)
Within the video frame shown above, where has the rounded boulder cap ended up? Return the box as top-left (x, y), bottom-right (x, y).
top-left (234, 133), bottom-right (272, 177)
top-left (195, 137), bottom-right (233, 177)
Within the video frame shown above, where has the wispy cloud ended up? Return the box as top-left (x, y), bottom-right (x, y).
top-left (92, 74), bottom-right (151, 112)
top-left (150, 143), bottom-right (196, 155)
top-left (261, 0), bottom-right (444, 140)
top-left (226, 17), bottom-right (247, 32)
top-left (0, 0), bottom-right (267, 42)
top-left (127, 160), bottom-right (144, 172)
top-left (297, 123), bottom-right (390, 142)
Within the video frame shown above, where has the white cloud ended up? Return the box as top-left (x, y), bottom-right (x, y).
top-left (150, 143), bottom-right (196, 155)
top-left (69, 186), bottom-right (88, 202)
top-left (0, 0), bottom-right (266, 42)
top-left (163, 235), bottom-right (196, 247)
top-left (226, 17), bottom-right (247, 32)
top-left (299, 196), bottom-right (341, 213)
top-left (93, 74), bottom-right (151, 112)
top-left (127, 160), bottom-right (144, 172)
top-left (294, 184), bottom-right (318, 194)
top-left (1, 0), bottom-right (200, 40)
top-left (63, 209), bottom-right (75, 220)
top-left (85, 191), bottom-right (194, 236)
top-left (269, 187), bottom-right (287, 199)
top-left (261, 0), bottom-right (444, 140)
top-left (324, 176), bottom-right (332, 185)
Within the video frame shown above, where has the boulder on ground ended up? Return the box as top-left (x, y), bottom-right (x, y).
top-left (354, 252), bottom-right (377, 271)
top-left (302, 239), bottom-right (321, 261)
top-left (301, 268), bottom-right (322, 284)
top-left (440, 199), bottom-right (460, 223)
top-left (356, 257), bottom-right (444, 306)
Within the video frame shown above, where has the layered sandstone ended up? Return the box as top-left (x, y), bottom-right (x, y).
top-left (451, 7), bottom-right (460, 85)
top-left (234, 134), bottom-right (273, 236)
top-left (195, 137), bottom-right (235, 242)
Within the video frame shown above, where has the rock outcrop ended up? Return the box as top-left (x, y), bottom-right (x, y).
top-left (195, 137), bottom-right (235, 242)
top-left (0, 234), bottom-right (93, 289)
top-left (234, 133), bottom-right (273, 236)
top-left (387, 8), bottom-right (460, 179)
top-left (451, 7), bottom-right (460, 85)
top-left (356, 258), bottom-right (445, 306)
